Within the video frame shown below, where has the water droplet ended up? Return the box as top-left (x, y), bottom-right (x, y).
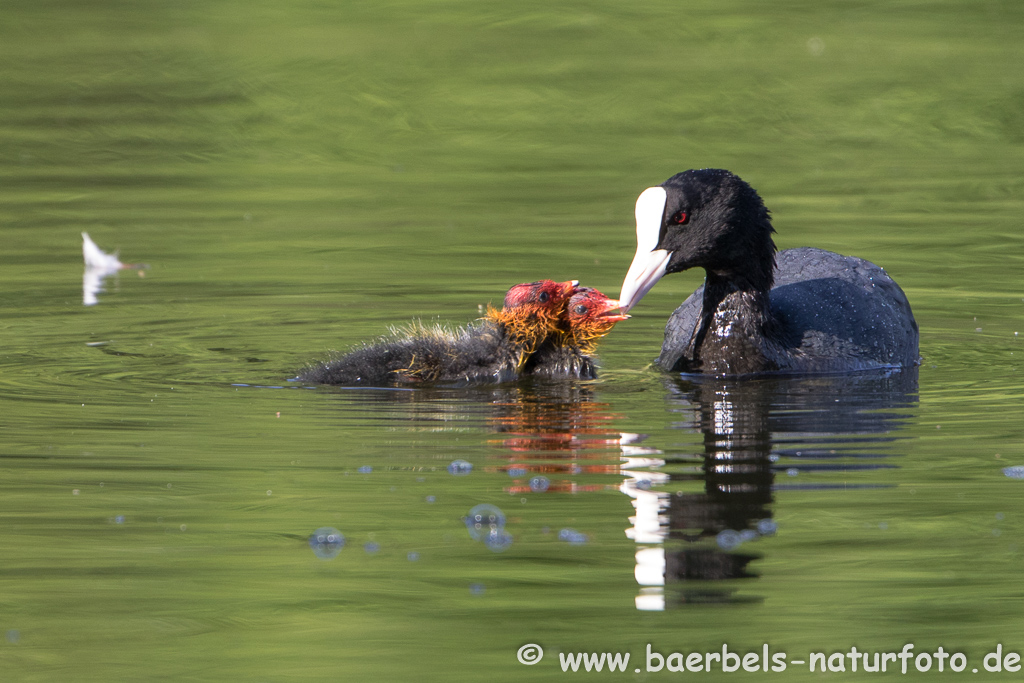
top-left (739, 529), bottom-right (758, 542)
top-left (716, 529), bottom-right (742, 550)
top-left (786, 468), bottom-right (799, 477)
top-left (114, 515), bottom-right (125, 525)
top-left (364, 541), bottom-right (380, 554)
top-left (1003, 465), bottom-right (1024, 480)
top-left (407, 551), bottom-right (420, 561)
top-left (447, 459), bottom-right (473, 476)
top-left (425, 495), bottom-right (436, 503)
top-left (357, 466), bottom-right (372, 474)
top-left (309, 527), bottom-right (345, 559)
top-left (558, 528), bottom-right (588, 545)
top-left (6, 630), bottom-right (19, 644)
top-left (484, 528), bottom-right (513, 552)
top-left (507, 466), bottom-right (527, 477)
top-left (469, 583), bottom-right (485, 595)
top-left (756, 519), bottom-right (778, 536)
top-left (465, 504), bottom-right (506, 541)
top-left (529, 476), bottom-right (550, 492)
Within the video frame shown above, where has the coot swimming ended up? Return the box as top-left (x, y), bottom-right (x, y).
top-left (300, 281), bottom-right (627, 385)
top-left (299, 279), bottom-right (577, 385)
top-left (619, 169), bottom-right (919, 375)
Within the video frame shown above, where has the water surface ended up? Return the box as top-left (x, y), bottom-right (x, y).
top-left (2, 1), bottom-right (1023, 680)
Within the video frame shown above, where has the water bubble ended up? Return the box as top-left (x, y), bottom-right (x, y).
top-left (558, 528), bottom-right (588, 545)
top-left (425, 495), bottom-right (436, 503)
top-left (739, 529), bottom-right (758, 542)
top-left (635, 479), bottom-right (653, 491)
top-left (465, 504), bottom-right (506, 541)
top-left (786, 468), bottom-right (799, 477)
top-left (469, 583), bottom-right (485, 595)
top-left (484, 528), bottom-right (513, 552)
top-left (529, 476), bottom-right (550, 492)
top-left (507, 466), bottom-right (527, 477)
top-left (357, 466), bottom-right (373, 474)
top-left (447, 459), bottom-right (473, 476)
top-left (878, 522), bottom-right (888, 530)
top-left (993, 528), bottom-right (1002, 537)
top-left (407, 551), bottom-right (420, 561)
top-left (1003, 465), bottom-right (1024, 480)
top-left (716, 529), bottom-right (743, 550)
top-left (309, 527), bottom-right (345, 559)
top-left (995, 513), bottom-right (1005, 521)
top-left (756, 519), bottom-right (778, 536)
top-left (364, 541), bottom-right (380, 554)
top-left (6, 630), bottom-right (19, 644)
top-left (114, 515), bottom-right (125, 525)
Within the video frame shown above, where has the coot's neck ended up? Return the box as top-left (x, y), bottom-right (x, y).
top-left (690, 270), bottom-right (783, 375)
top-left (483, 312), bottom-right (553, 372)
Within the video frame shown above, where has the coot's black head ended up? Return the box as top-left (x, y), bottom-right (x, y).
top-left (619, 169), bottom-right (776, 312)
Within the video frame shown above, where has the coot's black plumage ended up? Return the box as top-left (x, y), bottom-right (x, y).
top-left (619, 169), bottom-right (919, 375)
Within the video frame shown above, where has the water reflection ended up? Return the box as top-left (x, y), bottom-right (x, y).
top-left (310, 369), bottom-right (917, 610)
top-left (633, 370), bottom-right (918, 610)
top-left (81, 232), bottom-right (146, 306)
top-left (483, 382), bottom-right (659, 495)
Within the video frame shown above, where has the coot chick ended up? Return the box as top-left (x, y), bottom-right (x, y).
top-left (299, 279), bottom-right (577, 386)
top-left (527, 287), bottom-right (630, 379)
top-left (619, 169), bottom-right (919, 375)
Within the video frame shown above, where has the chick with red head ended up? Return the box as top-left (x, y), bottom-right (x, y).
top-left (525, 287), bottom-right (629, 379)
top-left (300, 279), bottom-right (577, 386)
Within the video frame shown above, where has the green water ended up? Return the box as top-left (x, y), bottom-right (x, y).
top-left (2, 1), bottom-right (1023, 680)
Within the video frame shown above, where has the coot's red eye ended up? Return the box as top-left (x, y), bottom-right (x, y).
top-left (673, 211), bottom-right (689, 225)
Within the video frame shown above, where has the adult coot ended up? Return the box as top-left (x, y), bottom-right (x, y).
top-left (618, 169), bottom-right (919, 375)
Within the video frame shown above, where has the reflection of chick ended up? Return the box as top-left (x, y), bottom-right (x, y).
top-left (527, 287), bottom-right (629, 379)
top-left (300, 280), bottom-right (577, 386)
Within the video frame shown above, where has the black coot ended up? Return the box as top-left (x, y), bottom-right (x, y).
top-left (619, 169), bottom-right (919, 375)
